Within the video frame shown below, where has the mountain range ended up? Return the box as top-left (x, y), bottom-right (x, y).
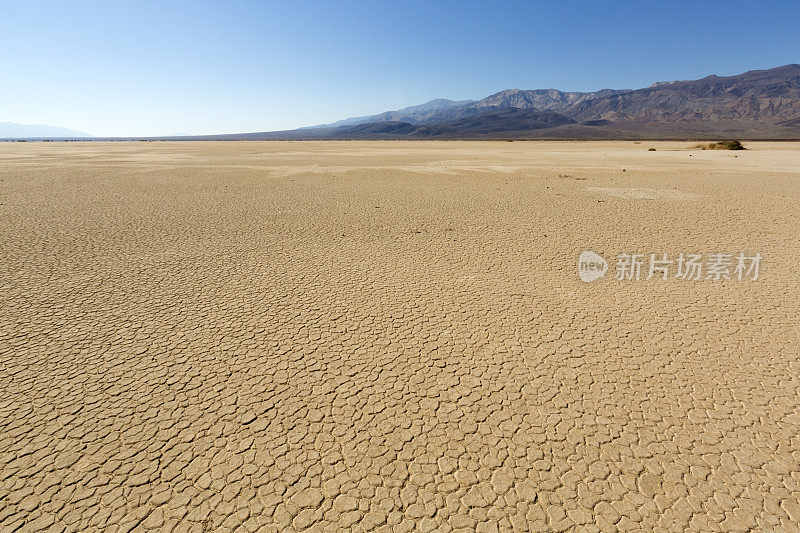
top-left (0, 122), bottom-right (92, 139)
top-left (4, 64), bottom-right (799, 141)
top-left (229, 64), bottom-right (800, 140)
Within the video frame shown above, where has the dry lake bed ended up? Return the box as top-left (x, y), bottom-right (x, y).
top-left (1, 141), bottom-right (799, 531)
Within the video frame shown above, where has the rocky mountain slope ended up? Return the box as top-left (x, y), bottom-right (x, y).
top-left (313, 98), bottom-right (474, 128)
top-left (269, 64), bottom-right (799, 139)
top-left (569, 64), bottom-right (800, 124)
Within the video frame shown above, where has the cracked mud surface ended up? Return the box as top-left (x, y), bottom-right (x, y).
top-left (1, 141), bottom-right (799, 532)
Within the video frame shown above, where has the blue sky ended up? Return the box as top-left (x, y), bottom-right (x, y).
top-left (2, 1), bottom-right (798, 136)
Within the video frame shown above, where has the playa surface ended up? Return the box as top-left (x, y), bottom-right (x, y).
top-left (1, 141), bottom-right (799, 532)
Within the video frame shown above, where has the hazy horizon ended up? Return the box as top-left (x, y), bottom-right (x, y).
top-left (4, 0), bottom-right (799, 137)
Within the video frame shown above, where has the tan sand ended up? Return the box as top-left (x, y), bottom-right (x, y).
top-left (1, 140), bottom-right (799, 531)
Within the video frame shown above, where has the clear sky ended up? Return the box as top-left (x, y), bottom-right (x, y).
top-left (3, 0), bottom-right (799, 136)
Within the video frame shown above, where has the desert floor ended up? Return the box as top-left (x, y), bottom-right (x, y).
top-left (1, 141), bottom-right (799, 532)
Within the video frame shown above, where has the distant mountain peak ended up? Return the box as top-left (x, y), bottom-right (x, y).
top-left (309, 98), bottom-right (474, 129)
top-left (0, 122), bottom-right (92, 139)
top-left (649, 80), bottom-right (681, 87)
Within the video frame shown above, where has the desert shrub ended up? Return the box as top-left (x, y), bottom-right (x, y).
top-left (648, 148), bottom-right (656, 151)
top-left (693, 140), bottom-right (745, 150)
top-left (717, 140), bottom-right (745, 150)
